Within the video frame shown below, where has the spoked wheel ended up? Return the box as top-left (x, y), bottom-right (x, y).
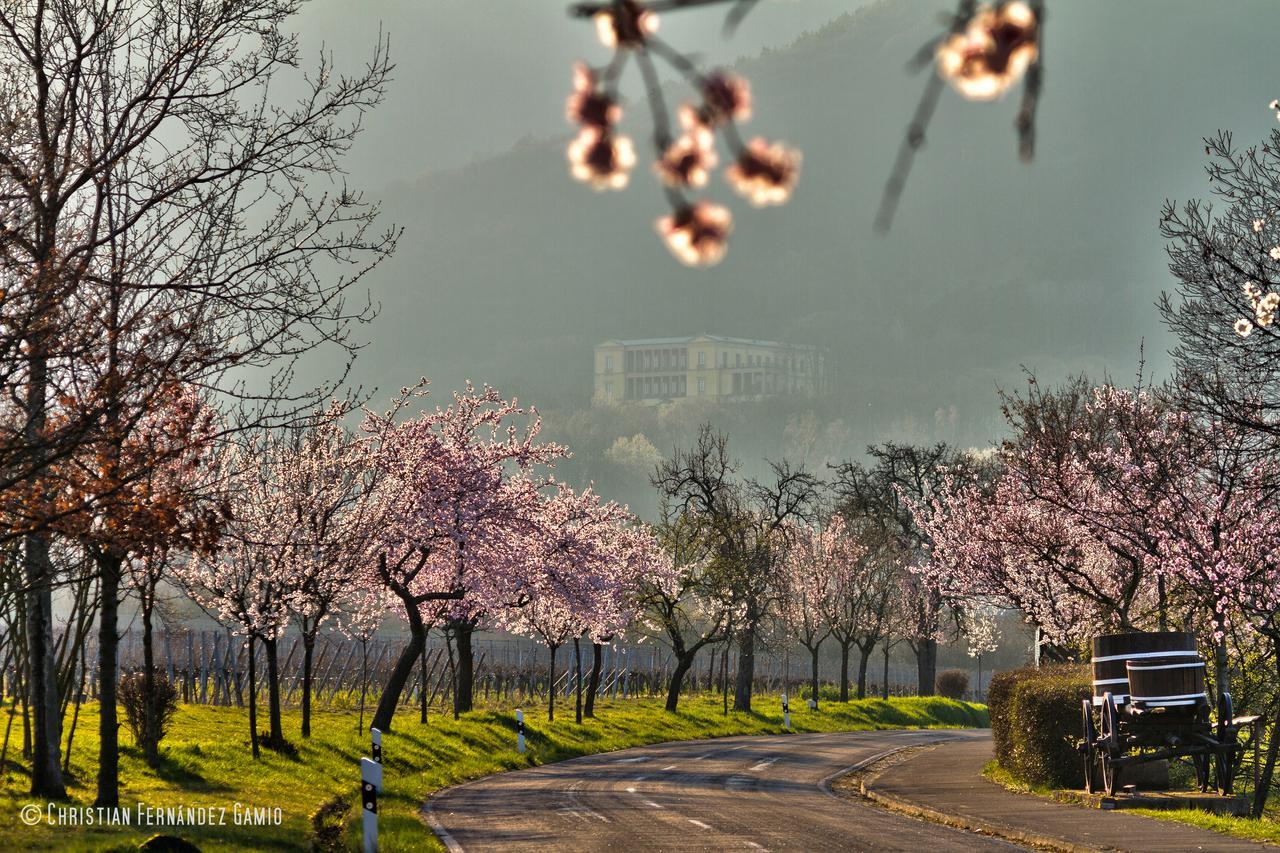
top-left (1216, 691), bottom-right (1236, 795)
top-left (1081, 699), bottom-right (1099, 794)
top-left (1100, 752), bottom-right (1122, 797)
top-left (1215, 745), bottom-right (1235, 796)
top-left (1193, 753), bottom-right (1211, 793)
top-left (1099, 692), bottom-right (1123, 796)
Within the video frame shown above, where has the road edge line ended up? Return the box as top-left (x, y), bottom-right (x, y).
top-left (835, 741), bottom-right (1100, 853)
top-left (422, 797), bottom-right (465, 853)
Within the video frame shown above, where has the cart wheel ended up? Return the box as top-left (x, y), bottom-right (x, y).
top-left (1101, 691), bottom-right (1120, 751)
top-left (1193, 753), bottom-right (1211, 793)
top-left (1081, 699), bottom-right (1098, 794)
top-left (1100, 751), bottom-right (1121, 797)
top-left (1215, 745), bottom-right (1234, 796)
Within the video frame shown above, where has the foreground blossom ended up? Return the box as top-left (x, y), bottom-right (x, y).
top-left (726, 138), bottom-right (802, 206)
top-left (566, 63), bottom-right (620, 129)
top-left (594, 0), bottom-right (658, 49)
top-left (568, 127), bottom-right (637, 190)
top-left (656, 201), bottom-right (732, 266)
top-left (697, 73), bottom-right (752, 126)
top-left (1235, 318), bottom-right (1254, 338)
top-left (936, 1), bottom-right (1039, 101)
top-left (654, 133), bottom-right (717, 188)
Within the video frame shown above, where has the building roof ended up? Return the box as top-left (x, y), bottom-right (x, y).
top-left (598, 334), bottom-right (808, 349)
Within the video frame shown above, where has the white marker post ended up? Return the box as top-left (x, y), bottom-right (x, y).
top-left (516, 709), bottom-right (526, 754)
top-left (361, 756), bottom-right (382, 853)
top-left (371, 727), bottom-right (383, 764)
top-left (782, 694), bottom-right (790, 728)
top-left (807, 698), bottom-right (816, 711)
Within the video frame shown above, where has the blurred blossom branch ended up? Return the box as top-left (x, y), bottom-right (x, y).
top-left (876, 0), bottom-right (1044, 233)
top-left (565, 0), bottom-right (799, 266)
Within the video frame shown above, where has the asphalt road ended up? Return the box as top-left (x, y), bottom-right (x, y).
top-left (424, 728), bottom-right (1026, 852)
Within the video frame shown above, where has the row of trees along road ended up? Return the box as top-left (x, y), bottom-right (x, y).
top-left (0, 0), bottom-right (397, 805)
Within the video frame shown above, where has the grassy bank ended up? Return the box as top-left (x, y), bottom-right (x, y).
top-left (0, 694), bottom-right (985, 852)
top-left (982, 759), bottom-right (1280, 845)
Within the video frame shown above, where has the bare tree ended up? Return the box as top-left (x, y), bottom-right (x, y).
top-left (0, 0), bottom-right (396, 798)
top-left (638, 504), bottom-right (729, 711)
top-left (653, 425), bottom-right (817, 711)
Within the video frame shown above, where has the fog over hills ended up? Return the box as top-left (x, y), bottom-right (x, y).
top-left (311, 0), bottom-right (1280, 505)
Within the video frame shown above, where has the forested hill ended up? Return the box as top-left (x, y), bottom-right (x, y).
top-left (340, 0), bottom-right (1280, 449)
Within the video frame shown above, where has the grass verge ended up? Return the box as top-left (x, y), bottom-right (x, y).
top-left (1, 694), bottom-right (987, 852)
top-left (982, 758), bottom-right (1280, 845)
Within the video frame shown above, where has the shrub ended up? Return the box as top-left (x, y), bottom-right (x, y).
top-left (936, 669), bottom-right (969, 700)
top-left (120, 669), bottom-right (180, 753)
top-left (988, 665), bottom-right (1091, 789)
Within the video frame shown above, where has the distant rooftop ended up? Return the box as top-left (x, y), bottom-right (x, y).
top-left (600, 334), bottom-right (806, 348)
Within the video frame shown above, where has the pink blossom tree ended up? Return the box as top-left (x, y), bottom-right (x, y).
top-left (362, 382), bottom-right (565, 732)
top-left (781, 520), bottom-right (844, 710)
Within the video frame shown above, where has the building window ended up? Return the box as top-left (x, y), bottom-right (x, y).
top-left (605, 355), bottom-right (614, 372)
top-left (605, 381), bottom-right (614, 399)
top-left (697, 377), bottom-right (706, 394)
top-left (698, 351), bottom-right (707, 368)
top-left (626, 378), bottom-right (634, 398)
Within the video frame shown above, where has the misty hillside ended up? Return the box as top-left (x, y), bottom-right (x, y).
top-left (337, 0), bottom-right (1280, 485)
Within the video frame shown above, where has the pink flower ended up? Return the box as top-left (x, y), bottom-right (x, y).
top-left (936, 1), bottom-right (1039, 101)
top-left (566, 63), bottom-right (620, 130)
top-left (695, 73), bottom-right (752, 127)
top-left (655, 202), bottom-right (733, 267)
top-left (594, 1), bottom-right (658, 49)
top-left (654, 133), bottom-right (717, 189)
top-left (726, 138), bottom-right (801, 207)
top-left (568, 127), bottom-right (636, 190)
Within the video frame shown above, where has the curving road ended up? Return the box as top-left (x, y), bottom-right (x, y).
top-left (424, 728), bottom-right (1026, 852)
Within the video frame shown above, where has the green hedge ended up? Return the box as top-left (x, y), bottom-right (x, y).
top-left (988, 665), bottom-right (1092, 789)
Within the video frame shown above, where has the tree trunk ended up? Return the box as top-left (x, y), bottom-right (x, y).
top-left (420, 641), bottom-right (429, 724)
top-left (882, 644), bottom-right (890, 700)
top-left (263, 636), bottom-right (284, 744)
top-left (721, 640), bottom-right (730, 716)
top-left (358, 639), bottom-right (369, 732)
top-left (665, 652), bottom-right (695, 712)
top-left (141, 592), bottom-right (159, 765)
top-left (857, 644), bottom-right (873, 700)
top-left (574, 637), bottom-right (584, 724)
top-left (809, 644), bottom-right (821, 711)
top-left (247, 637), bottom-right (260, 759)
top-left (94, 553), bottom-right (121, 805)
top-left (24, 344), bottom-right (65, 799)
top-left (453, 621), bottom-right (474, 715)
top-left (301, 634), bottom-right (316, 738)
top-left (547, 643), bottom-right (558, 722)
top-left (371, 603), bottom-right (426, 733)
top-left (1252, 642), bottom-right (1280, 818)
top-left (915, 639), bottom-right (937, 696)
top-left (1214, 629), bottom-right (1231, 710)
top-left (838, 640), bottom-right (851, 703)
top-left (585, 642), bottom-right (603, 718)
top-left (733, 622), bottom-right (755, 712)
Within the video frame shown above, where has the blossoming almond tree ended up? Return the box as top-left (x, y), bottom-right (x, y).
top-left (178, 440), bottom-right (296, 759)
top-left (362, 382), bottom-right (565, 732)
top-left (781, 521), bottom-right (842, 710)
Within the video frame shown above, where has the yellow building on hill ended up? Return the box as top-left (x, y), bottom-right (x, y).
top-left (592, 335), bottom-right (829, 405)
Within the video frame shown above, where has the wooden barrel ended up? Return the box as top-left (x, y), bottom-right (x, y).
top-left (1126, 655), bottom-right (1206, 709)
top-left (1091, 632), bottom-right (1197, 706)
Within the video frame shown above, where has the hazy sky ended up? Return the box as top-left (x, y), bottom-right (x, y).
top-left (291, 0), bottom-right (871, 188)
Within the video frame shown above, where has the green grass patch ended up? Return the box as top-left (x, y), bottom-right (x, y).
top-left (1, 694), bottom-right (986, 852)
top-left (1124, 807), bottom-right (1280, 844)
top-left (983, 757), bottom-right (1280, 845)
